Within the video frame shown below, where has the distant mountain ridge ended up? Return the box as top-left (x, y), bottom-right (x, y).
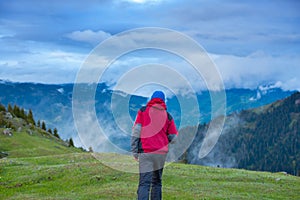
top-left (0, 80), bottom-right (296, 150)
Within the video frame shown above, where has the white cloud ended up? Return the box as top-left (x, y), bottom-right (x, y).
top-left (76, 28), bottom-right (225, 92)
top-left (212, 52), bottom-right (300, 91)
top-left (0, 40), bottom-right (86, 83)
top-left (2, 30), bottom-right (299, 93)
top-left (65, 30), bottom-right (111, 45)
top-left (76, 28), bottom-right (300, 95)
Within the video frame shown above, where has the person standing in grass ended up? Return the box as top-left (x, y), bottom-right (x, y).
top-left (131, 90), bottom-right (178, 200)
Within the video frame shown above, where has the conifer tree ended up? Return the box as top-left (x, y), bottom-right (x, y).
top-left (53, 128), bottom-right (60, 138)
top-left (53, 128), bottom-right (58, 135)
top-left (37, 120), bottom-right (41, 128)
top-left (0, 103), bottom-right (6, 112)
top-left (0, 112), bottom-right (4, 126)
top-left (27, 109), bottom-right (36, 125)
top-left (68, 138), bottom-right (74, 147)
top-left (48, 128), bottom-right (52, 134)
top-left (41, 121), bottom-right (46, 131)
top-left (13, 105), bottom-right (20, 117)
top-left (7, 104), bottom-right (13, 115)
top-left (20, 108), bottom-right (26, 120)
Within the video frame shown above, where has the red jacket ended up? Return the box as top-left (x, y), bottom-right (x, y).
top-left (131, 98), bottom-right (178, 155)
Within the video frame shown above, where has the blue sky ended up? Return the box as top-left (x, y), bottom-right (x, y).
top-left (0, 0), bottom-right (300, 91)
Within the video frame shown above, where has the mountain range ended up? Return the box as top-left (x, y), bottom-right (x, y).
top-left (0, 80), bottom-right (296, 150)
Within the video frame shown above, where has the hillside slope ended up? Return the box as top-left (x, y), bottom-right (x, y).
top-left (184, 92), bottom-right (300, 175)
top-left (0, 106), bottom-right (82, 158)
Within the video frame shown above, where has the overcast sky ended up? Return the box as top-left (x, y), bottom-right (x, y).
top-left (0, 0), bottom-right (299, 92)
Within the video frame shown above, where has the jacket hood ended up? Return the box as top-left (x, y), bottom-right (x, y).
top-left (147, 98), bottom-right (167, 110)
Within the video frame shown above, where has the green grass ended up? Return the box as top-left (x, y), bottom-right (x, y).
top-left (1, 130), bottom-right (300, 199)
top-left (0, 128), bottom-right (82, 158)
top-left (1, 152), bottom-right (299, 200)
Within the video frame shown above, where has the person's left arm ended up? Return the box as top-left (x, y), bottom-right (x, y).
top-left (131, 109), bottom-right (143, 160)
top-left (167, 113), bottom-right (178, 144)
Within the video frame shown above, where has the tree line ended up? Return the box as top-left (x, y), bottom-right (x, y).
top-left (0, 103), bottom-right (74, 147)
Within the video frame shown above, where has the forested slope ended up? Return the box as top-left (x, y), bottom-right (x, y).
top-left (183, 92), bottom-right (300, 175)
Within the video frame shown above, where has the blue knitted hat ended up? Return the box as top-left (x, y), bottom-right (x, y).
top-left (151, 91), bottom-right (165, 102)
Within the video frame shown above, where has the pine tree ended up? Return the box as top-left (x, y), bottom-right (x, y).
top-left (13, 105), bottom-right (20, 117)
top-left (0, 103), bottom-right (6, 112)
top-left (27, 109), bottom-right (36, 125)
top-left (41, 121), bottom-right (46, 131)
top-left (53, 128), bottom-right (60, 138)
top-left (37, 120), bottom-right (41, 128)
top-left (0, 112), bottom-right (4, 126)
top-left (48, 128), bottom-right (52, 134)
top-left (20, 108), bottom-right (26, 120)
top-left (68, 138), bottom-right (74, 147)
top-left (7, 104), bottom-right (13, 115)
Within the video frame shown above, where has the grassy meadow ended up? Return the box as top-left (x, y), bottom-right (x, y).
top-left (1, 130), bottom-right (300, 199)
